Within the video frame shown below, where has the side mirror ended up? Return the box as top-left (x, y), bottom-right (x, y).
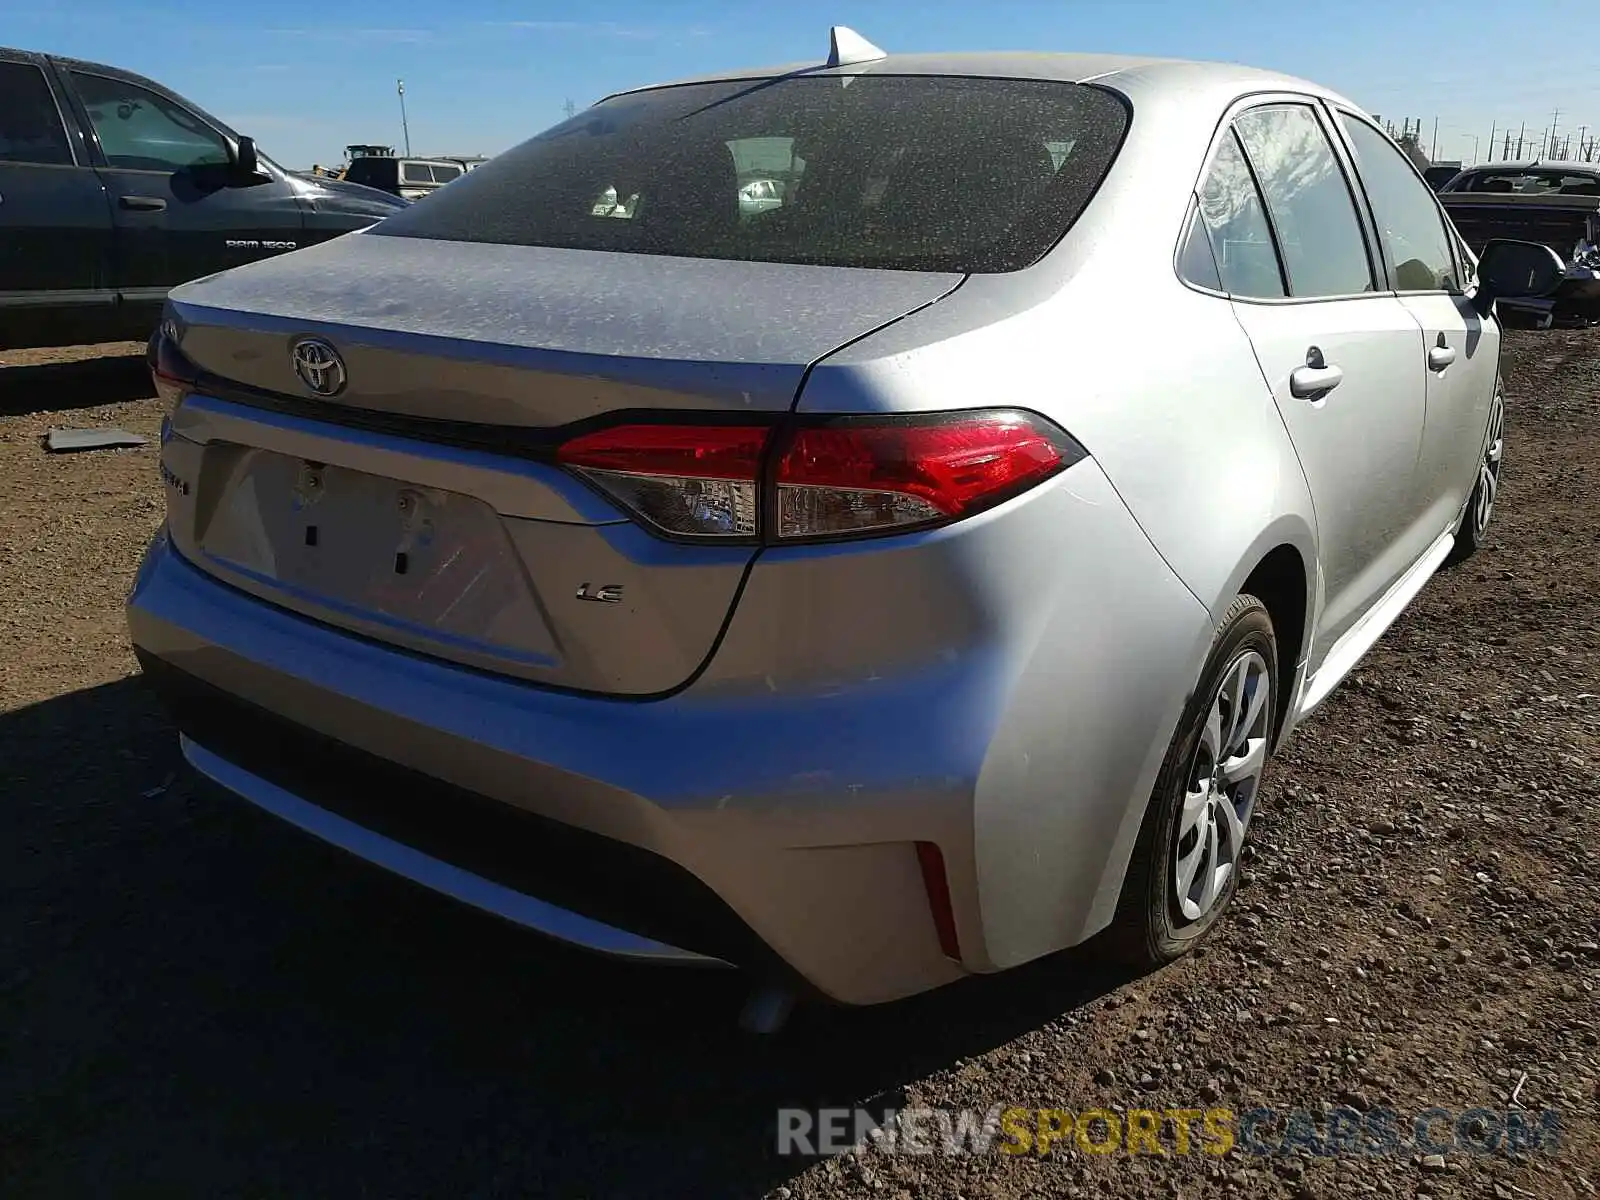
top-left (231, 135), bottom-right (260, 180)
top-left (1471, 238), bottom-right (1566, 316)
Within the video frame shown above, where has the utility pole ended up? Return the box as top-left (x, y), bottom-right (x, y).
top-left (1545, 108), bottom-right (1559, 159)
top-left (1431, 116), bottom-right (1439, 160)
top-left (1577, 126), bottom-right (1589, 161)
top-left (1488, 121), bottom-right (1496, 164)
top-left (1516, 121), bottom-right (1526, 158)
top-left (397, 79), bottom-right (411, 156)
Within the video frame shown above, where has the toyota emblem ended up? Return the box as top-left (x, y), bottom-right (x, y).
top-left (290, 337), bottom-right (347, 397)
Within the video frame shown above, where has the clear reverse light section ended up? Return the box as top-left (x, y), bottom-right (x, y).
top-left (556, 424), bottom-right (768, 539)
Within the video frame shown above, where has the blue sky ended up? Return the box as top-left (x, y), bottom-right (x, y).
top-left (7, 0), bottom-right (1598, 168)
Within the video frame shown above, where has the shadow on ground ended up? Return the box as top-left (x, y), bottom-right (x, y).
top-left (0, 354), bottom-right (152, 417)
top-left (1, 676), bottom-right (1129, 1197)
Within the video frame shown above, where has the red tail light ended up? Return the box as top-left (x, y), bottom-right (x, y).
top-left (554, 409), bottom-right (1083, 543)
top-left (774, 412), bottom-right (1080, 540)
top-left (149, 321), bottom-right (195, 412)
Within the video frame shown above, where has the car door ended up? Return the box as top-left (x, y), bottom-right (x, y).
top-left (1335, 110), bottom-right (1500, 539)
top-left (1197, 99), bottom-right (1432, 657)
top-left (60, 65), bottom-right (307, 302)
top-left (0, 52), bottom-right (113, 302)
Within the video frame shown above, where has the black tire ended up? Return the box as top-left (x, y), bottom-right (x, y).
top-left (1443, 384), bottom-right (1505, 568)
top-left (1107, 594), bottom-right (1279, 968)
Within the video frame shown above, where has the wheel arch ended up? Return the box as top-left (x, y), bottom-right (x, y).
top-left (1239, 543), bottom-right (1312, 747)
top-left (1211, 518), bottom-right (1319, 747)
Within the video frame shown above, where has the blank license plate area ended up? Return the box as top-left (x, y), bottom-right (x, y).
top-left (200, 450), bottom-right (543, 651)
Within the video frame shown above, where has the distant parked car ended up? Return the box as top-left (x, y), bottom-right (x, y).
top-left (130, 28), bottom-right (1562, 1018)
top-left (1423, 164), bottom-right (1462, 191)
top-left (1436, 160), bottom-right (1600, 323)
top-left (737, 177), bottom-right (785, 214)
top-left (341, 155), bottom-right (468, 201)
top-left (1437, 160), bottom-right (1600, 195)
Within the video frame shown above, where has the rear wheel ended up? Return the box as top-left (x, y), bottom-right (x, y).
top-left (1444, 386), bottom-right (1505, 567)
top-left (1109, 594), bottom-right (1278, 967)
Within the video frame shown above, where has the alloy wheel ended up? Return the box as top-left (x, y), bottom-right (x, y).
top-left (1473, 392), bottom-right (1505, 539)
top-left (1173, 649), bottom-right (1272, 923)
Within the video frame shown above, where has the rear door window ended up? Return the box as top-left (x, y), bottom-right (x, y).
top-left (1176, 202), bottom-right (1223, 291)
top-left (1234, 104), bottom-right (1374, 298)
top-left (1194, 132), bottom-right (1285, 299)
top-left (1338, 114), bottom-right (1461, 292)
top-left (368, 75), bottom-right (1130, 273)
top-left (0, 61), bottom-right (74, 166)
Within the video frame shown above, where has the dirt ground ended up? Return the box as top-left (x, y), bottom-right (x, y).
top-left (1, 333), bottom-right (1596, 1198)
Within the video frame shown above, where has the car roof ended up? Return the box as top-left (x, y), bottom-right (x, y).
top-left (601, 49), bottom-right (1361, 111)
top-left (1458, 160), bottom-right (1600, 173)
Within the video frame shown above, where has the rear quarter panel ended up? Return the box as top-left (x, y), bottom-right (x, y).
top-left (800, 78), bottom-right (1322, 958)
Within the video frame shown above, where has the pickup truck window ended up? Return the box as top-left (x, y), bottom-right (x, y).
top-left (72, 71), bottom-right (229, 173)
top-left (0, 62), bottom-right (73, 166)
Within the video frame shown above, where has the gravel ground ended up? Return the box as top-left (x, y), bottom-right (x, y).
top-left (1, 334), bottom-right (1596, 1198)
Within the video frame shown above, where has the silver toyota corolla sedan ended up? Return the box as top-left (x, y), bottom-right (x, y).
top-left (126, 30), bottom-right (1558, 1020)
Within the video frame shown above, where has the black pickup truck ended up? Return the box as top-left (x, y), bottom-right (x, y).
top-left (1, 46), bottom-right (408, 350)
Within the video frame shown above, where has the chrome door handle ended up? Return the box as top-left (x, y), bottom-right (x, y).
top-left (1428, 343), bottom-right (1457, 371)
top-left (1289, 363), bottom-right (1343, 399)
top-left (119, 195), bottom-right (167, 211)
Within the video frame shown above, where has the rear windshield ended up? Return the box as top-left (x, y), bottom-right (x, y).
top-left (1452, 169), bottom-right (1600, 196)
top-left (369, 75), bottom-right (1129, 273)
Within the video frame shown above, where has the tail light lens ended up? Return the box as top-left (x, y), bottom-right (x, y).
top-left (554, 409), bottom-right (1084, 543)
top-left (557, 424), bottom-right (769, 538)
top-left (774, 412), bottom-right (1080, 539)
top-left (149, 320), bottom-right (195, 413)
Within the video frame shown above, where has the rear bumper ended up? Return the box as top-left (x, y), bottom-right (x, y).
top-left (128, 535), bottom-right (983, 1004)
top-left (178, 735), bottom-right (723, 965)
top-left (127, 453), bottom-right (1211, 1005)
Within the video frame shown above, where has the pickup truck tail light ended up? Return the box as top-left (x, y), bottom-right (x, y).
top-left (556, 410), bottom-right (1084, 543)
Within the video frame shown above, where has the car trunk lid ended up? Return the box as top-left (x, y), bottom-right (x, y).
top-left (160, 232), bottom-right (962, 695)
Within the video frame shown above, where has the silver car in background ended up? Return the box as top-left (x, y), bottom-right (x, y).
top-left (127, 30), bottom-right (1558, 1019)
